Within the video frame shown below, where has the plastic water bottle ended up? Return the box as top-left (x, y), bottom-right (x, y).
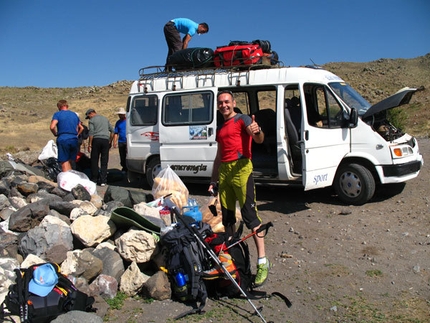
top-left (175, 272), bottom-right (186, 287)
top-left (183, 199), bottom-right (202, 222)
top-left (174, 272), bottom-right (188, 301)
top-left (183, 205), bottom-right (202, 222)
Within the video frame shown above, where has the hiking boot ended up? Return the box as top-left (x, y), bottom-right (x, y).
top-left (202, 252), bottom-right (236, 280)
top-left (254, 259), bottom-right (270, 287)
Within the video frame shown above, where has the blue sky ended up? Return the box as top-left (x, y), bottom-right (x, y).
top-left (1, 0), bottom-right (429, 88)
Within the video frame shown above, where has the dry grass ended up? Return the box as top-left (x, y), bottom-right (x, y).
top-left (0, 81), bottom-right (131, 154)
top-left (0, 54), bottom-right (429, 155)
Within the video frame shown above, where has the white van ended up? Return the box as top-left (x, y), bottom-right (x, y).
top-left (125, 65), bottom-right (423, 205)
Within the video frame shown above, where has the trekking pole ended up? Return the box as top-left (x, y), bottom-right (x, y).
top-left (171, 206), bottom-right (268, 323)
top-left (222, 222), bottom-right (273, 252)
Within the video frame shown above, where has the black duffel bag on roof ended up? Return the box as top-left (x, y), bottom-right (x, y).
top-left (167, 47), bottom-right (214, 70)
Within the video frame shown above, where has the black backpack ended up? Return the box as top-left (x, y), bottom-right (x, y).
top-left (78, 124), bottom-right (89, 144)
top-left (160, 218), bottom-right (213, 317)
top-left (1, 262), bottom-right (95, 323)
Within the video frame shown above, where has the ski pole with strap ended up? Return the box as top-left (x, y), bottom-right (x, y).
top-left (223, 222), bottom-right (273, 252)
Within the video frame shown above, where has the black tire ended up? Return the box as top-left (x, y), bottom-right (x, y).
top-left (334, 163), bottom-right (375, 205)
top-left (145, 156), bottom-right (161, 189)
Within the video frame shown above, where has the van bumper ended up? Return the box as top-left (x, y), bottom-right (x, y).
top-left (382, 160), bottom-right (422, 177)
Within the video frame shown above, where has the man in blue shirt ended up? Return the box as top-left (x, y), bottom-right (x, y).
top-left (113, 107), bottom-right (127, 172)
top-left (164, 18), bottom-right (209, 71)
top-left (50, 100), bottom-right (83, 172)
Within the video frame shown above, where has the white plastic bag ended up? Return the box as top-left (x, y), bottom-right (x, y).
top-left (57, 170), bottom-right (96, 195)
top-left (38, 140), bottom-right (58, 161)
top-left (152, 165), bottom-right (188, 210)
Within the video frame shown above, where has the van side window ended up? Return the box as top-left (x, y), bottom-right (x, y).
top-left (163, 91), bottom-right (213, 126)
top-left (232, 92), bottom-right (250, 115)
top-left (304, 84), bottom-right (343, 128)
top-left (130, 95), bottom-right (158, 126)
top-left (284, 87), bottom-right (302, 136)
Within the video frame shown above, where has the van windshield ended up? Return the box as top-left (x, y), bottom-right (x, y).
top-left (329, 82), bottom-right (371, 116)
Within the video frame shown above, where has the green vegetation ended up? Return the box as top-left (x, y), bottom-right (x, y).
top-left (365, 269), bottom-right (383, 277)
top-left (105, 291), bottom-right (128, 310)
top-left (1, 146), bottom-right (17, 154)
top-left (388, 107), bottom-right (408, 131)
top-left (330, 294), bottom-right (428, 323)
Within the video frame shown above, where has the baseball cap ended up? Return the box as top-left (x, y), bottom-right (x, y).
top-left (28, 263), bottom-right (59, 297)
top-left (85, 108), bottom-right (96, 119)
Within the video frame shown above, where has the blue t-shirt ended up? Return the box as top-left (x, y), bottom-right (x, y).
top-left (114, 119), bottom-right (127, 143)
top-left (172, 18), bottom-right (199, 37)
top-left (52, 110), bottom-right (79, 141)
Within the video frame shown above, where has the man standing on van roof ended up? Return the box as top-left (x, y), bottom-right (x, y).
top-left (85, 108), bottom-right (114, 186)
top-left (208, 91), bottom-right (270, 287)
top-left (164, 18), bottom-right (209, 71)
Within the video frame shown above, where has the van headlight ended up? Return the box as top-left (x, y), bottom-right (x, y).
top-left (392, 146), bottom-right (413, 158)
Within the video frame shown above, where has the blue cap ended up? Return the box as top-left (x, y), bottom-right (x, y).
top-left (28, 263), bottom-right (58, 297)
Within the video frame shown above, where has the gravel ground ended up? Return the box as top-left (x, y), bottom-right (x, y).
top-left (103, 138), bottom-right (429, 323)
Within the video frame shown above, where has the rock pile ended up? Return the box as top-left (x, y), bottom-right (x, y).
top-left (0, 167), bottom-right (172, 321)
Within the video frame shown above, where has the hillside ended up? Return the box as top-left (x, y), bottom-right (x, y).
top-left (0, 54), bottom-right (429, 155)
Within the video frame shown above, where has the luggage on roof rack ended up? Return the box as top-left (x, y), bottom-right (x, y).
top-left (228, 39), bottom-right (272, 53)
top-left (213, 44), bottom-right (264, 67)
top-left (167, 47), bottom-right (214, 71)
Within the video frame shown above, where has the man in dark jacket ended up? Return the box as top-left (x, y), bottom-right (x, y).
top-left (85, 108), bottom-right (114, 186)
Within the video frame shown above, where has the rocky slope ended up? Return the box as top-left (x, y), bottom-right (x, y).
top-left (0, 54), bottom-right (429, 156)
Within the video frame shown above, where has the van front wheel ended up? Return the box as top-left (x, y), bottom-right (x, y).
top-left (145, 157), bottom-right (161, 189)
top-left (334, 163), bottom-right (375, 205)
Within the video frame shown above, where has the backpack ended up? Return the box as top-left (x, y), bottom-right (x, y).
top-left (1, 262), bottom-right (95, 323)
top-left (204, 222), bottom-right (253, 298)
top-left (78, 125), bottom-right (89, 144)
top-left (160, 218), bottom-right (213, 317)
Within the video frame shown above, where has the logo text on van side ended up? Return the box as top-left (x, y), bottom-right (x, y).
top-left (170, 164), bottom-right (208, 174)
top-left (313, 173), bottom-right (328, 185)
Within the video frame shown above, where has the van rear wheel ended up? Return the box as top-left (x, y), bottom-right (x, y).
top-left (145, 157), bottom-right (161, 189)
top-left (334, 163), bottom-right (375, 205)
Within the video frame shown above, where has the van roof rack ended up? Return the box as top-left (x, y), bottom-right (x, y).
top-left (138, 62), bottom-right (285, 80)
top-left (135, 62), bottom-right (288, 92)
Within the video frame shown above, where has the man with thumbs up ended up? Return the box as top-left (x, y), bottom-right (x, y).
top-left (208, 90), bottom-right (270, 287)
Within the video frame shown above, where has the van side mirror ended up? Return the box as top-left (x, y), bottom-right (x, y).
top-left (348, 108), bottom-right (358, 128)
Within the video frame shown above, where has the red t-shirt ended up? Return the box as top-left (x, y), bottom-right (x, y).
top-left (217, 114), bottom-right (252, 162)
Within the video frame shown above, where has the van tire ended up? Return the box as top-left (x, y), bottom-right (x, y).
top-left (334, 163), bottom-right (375, 205)
top-left (145, 157), bottom-right (161, 189)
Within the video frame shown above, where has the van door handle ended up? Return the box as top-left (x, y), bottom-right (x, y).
top-left (208, 128), bottom-right (214, 136)
top-left (305, 130), bottom-right (309, 140)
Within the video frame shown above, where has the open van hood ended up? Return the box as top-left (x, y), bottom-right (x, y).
top-left (362, 87), bottom-right (417, 119)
